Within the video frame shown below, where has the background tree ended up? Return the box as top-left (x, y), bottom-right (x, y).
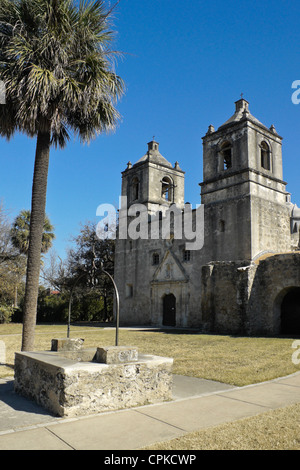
top-left (40, 248), bottom-right (65, 292)
top-left (40, 221), bottom-right (115, 323)
top-left (0, 0), bottom-right (124, 350)
top-left (11, 210), bottom-right (55, 255)
top-left (10, 209), bottom-right (54, 311)
top-left (0, 202), bottom-right (26, 321)
top-left (67, 221), bottom-right (115, 322)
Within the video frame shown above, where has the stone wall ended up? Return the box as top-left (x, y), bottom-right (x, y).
top-left (201, 261), bottom-right (252, 334)
top-left (115, 209), bottom-right (205, 327)
top-left (201, 253), bottom-right (300, 335)
top-left (114, 100), bottom-right (298, 334)
top-left (14, 349), bottom-right (173, 417)
top-left (247, 253), bottom-right (300, 335)
top-left (250, 196), bottom-right (291, 258)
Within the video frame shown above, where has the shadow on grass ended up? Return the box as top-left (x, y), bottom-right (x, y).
top-left (36, 322), bottom-right (300, 340)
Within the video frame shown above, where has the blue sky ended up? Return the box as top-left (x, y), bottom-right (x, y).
top-left (1, 0), bottom-right (300, 261)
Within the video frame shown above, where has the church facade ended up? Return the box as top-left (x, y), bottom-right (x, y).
top-left (114, 99), bottom-right (300, 335)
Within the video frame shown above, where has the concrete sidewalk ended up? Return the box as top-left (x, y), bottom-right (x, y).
top-left (0, 372), bottom-right (299, 450)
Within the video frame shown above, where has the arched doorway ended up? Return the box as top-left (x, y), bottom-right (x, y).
top-left (281, 287), bottom-right (300, 335)
top-left (163, 294), bottom-right (176, 326)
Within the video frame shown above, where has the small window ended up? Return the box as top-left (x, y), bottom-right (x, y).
top-left (162, 177), bottom-right (172, 201)
top-left (126, 284), bottom-right (133, 298)
top-left (261, 141), bottom-right (270, 170)
top-left (152, 253), bottom-right (160, 265)
top-left (132, 177), bottom-right (139, 200)
top-left (183, 250), bottom-right (191, 262)
top-left (219, 220), bottom-right (225, 232)
top-left (221, 141), bottom-right (232, 170)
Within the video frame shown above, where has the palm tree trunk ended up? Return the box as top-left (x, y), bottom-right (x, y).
top-left (22, 129), bottom-right (51, 351)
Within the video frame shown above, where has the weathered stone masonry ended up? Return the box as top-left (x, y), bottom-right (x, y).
top-left (114, 99), bottom-right (300, 335)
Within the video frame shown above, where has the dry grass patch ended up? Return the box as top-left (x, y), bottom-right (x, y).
top-left (143, 403), bottom-right (300, 450)
top-left (1, 324), bottom-right (299, 450)
top-left (0, 324), bottom-right (299, 385)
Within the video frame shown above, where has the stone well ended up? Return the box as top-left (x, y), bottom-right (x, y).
top-left (14, 339), bottom-right (173, 418)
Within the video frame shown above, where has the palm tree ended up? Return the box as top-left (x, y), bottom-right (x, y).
top-left (0, 0), bottom-right (124, 350)
top-left (11, 209), bottom-right (55, 255)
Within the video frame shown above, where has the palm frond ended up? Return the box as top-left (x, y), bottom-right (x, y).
top-left (0, 0), bottom-right (124, 147)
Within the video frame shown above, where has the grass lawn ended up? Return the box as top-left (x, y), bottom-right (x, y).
top-left (0, 323), bottom-right (299, 450)
top-left (143, 403), bottom-right (300, 450)
top-left (0, 323), bottom-right (299, 385)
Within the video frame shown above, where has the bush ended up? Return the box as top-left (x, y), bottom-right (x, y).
top-left (37, 292), bottom-right (69, 323)
top-left (35, 288), bottom-right (114, 323)
top-left (0, 304), bottom-right (14, 323)
top-left (70, 291), bottom-right (108, 322)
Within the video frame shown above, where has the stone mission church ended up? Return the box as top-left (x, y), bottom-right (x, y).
top-left (114, 98), bottom-right (300, 336)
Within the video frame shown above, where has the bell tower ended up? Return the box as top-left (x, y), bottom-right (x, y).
top-left (121, 139), bottom-right (185, 215)
top-left (200, 98), bottom-right (291, 262)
